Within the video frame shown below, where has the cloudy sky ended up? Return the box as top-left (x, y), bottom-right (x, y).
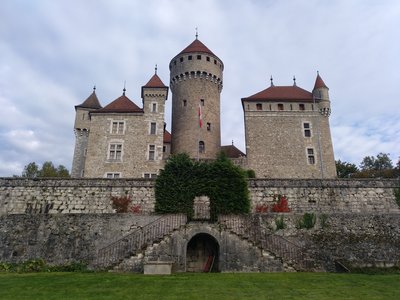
top-left (1, 0), bottom-right (399, 176)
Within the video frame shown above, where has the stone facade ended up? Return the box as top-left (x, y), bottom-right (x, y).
top-left (1, 178), bottom-right (398, 216)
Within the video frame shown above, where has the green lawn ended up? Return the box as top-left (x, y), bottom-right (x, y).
top-left (0, 272), bottom-right (399, 300)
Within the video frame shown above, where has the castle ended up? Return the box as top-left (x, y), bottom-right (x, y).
top-left (71, 37), bottom-right (336, 179)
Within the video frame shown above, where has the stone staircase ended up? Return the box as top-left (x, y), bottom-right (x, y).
top-left (92, 214), bottom-right (187, 270)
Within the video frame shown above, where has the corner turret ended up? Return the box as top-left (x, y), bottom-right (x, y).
top-left (313, 72), bottom-right (331, 117)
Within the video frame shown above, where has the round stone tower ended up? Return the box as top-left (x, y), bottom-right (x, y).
top-left (169, 37), bottom-right (224, 159)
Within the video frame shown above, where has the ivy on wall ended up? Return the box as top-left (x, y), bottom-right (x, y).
top-left (155, 153), bottom-right (250, 220)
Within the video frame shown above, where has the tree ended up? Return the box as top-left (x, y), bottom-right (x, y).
top-left (359, 153), bottom-right (393, 171)
top-left (21, 161), bottom-right (70, 178)
top-left (22, 162), bottom-right (40, 178)
top-left (335, 160), bottom-right (359, 178)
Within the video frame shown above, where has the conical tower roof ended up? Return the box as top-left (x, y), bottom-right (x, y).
top-left (178, 38), bottom-right (216, 56)
top-left (313, 73), bottom-right (328, 90)
top-left (75, 88), bottom-right (102, 109)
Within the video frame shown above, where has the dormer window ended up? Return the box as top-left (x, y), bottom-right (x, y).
top-left (299, 104), bottom-right (305, 111)
top-left (188, 55), bottom-right (192, 60)
top-left (278, 104), bottom-right (284, 111)
top-left (256, 103), bottom-right (262, 110)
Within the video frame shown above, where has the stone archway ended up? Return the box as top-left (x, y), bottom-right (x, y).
top-left (186, 233), bottom-right (219, 272)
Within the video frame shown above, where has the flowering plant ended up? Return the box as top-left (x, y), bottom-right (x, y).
top-left (271, 194), bottom-right (290, 212)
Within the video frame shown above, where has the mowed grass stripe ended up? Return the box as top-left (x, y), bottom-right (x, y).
top-left (0, 272), bottom-right (399, 300)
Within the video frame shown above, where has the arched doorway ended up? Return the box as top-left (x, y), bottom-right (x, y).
top-left (186, 233), bottom-right (219, 272)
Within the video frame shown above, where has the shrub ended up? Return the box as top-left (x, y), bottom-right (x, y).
top-left (155, 152), bottom-right (250, 221)
top-left (130, 204), bottom-right (141, 214)
top-left (297, 213), bottom-right (316, 229)
top-left (255, 204), bottom-right (268, 213)
top-left (246, 169), bottom-right (256, 178)
top-left (0, 260), bottom-right (89, 273)
top-left (275, 216), bottom-right (286, 230)
top-left (319, 213), bottom-right (329, 229)
top-left (111, 196), bottom-right (131, 213)
top-left (271, 195), bottom-right (290, 212)
top-left (394, 187), bottom-right (400, 207)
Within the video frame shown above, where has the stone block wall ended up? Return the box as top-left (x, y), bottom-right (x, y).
top-left (1, 178), bottom-right (399, 216)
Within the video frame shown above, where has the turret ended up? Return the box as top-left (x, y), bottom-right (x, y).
top-left (313, 72), bottom-right (331, 117)
top-left (71, 87), bottom-right (102, 177)
top-left (169, 37), bottom-right (224, 159)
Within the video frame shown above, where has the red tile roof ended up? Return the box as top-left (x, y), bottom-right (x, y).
top-left (76, 91), bottom-right (102, 109)
top-left (242, 85), bottom-right (313, 102)
top-left (179, 39), bottom-right (216, 56)
top-left (163, 130), bottom-right (171, 144)
top-left (314, 73), bottom-right (328, 90)
top-left (221, 145), bottom-right (246, 158)
top-left (143, 74), bottom-right (167, 88)
top-left (92, 94), bottom-right (143, 114)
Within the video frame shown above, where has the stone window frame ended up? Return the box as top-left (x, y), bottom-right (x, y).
top-left (110, 120), bottom-right (125, 135)
top-left (207, 122), bottom-right (211, 131)
top-left (107, 141), bottom-right (124, 162)
top-left (299, 104), bottom-right (305, 111)
top-left (150, 122), bottom-right (157, 135)
top-left (199, 141), bottom-right (205, 153)
top-left (148, 144), bottom-right (156, 161)
top-left (151, 102), bottom-right (158, 113)
top-left (303, 121), bottom-right (312, 138)
top-left (200, 99), bottom-right (205, 106)
top-left (256, 103), bottom-right (262, 111)
top-left (143, 173), bottom-right (157, 179)
top-left (183, 99), bottom-right (187, 107)
top-left (306, 148), bottom-right (316, 165)
top-left (105, 172), bottom-right (121, 179)
top-left (278, 103), bottom-right (284, 111)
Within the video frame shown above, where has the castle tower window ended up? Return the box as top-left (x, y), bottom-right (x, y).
top-left (180, 57), bottom-right (184, 62)
top-left (200, 99), bottom-right (205, 106)
top-left (106, 172), bottom-right (121, 179)
top-left (303, 122), bottom-right (311, 137)
top-left (108, 143), bottom-right (122, 161)
top-left (188, 55), bottom-right (192, 60)
top-left (214, 59), bottom-right (217, 65)
top-left (206, 56), bottom-right (210, 62)
top-left (163, 146), bottom-right (166, 153)
top-left (183, 99), bottom-right (187, 107)
top-left (111, 121), bottom-right (125, 134)
top-left (278, 104), bottom-right (284, 111)
top-left (143, 173), bottom-right (157, 179)
top-left (290, 104), bottom-right (293, 110)
top-left (152, 103), bottom-right (157, 112)
top-left (307, 148), bottom-right (315, 165)
top-left (148, 145), bottom-right (155, 160)
top-left (150, 122), bottom-right (156, 135)
top-left (256, 103), bottom-right (262, 110)
top-left (269, 104), bottom-right (272, 110)
top-left (299, 104), bottom-right (305, 111)
top-left (199, 141), bottom-right (205, 153)
top-left (197, 55), bottom-right (201, 60)
top-left (207, 123), bottom-right (211, 131)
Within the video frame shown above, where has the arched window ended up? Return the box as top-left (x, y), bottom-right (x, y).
top-left (199, 141), bottom-right (205, 153)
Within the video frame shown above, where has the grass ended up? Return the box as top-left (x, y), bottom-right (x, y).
top-left (0, 272), bottom-right (399, 299)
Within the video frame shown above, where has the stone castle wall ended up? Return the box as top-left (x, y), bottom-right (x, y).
top-left (1, 178), bottom-right (399, 215)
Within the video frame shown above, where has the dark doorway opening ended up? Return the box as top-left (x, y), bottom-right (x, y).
top-left (186, 233), bottom-right (219, 272)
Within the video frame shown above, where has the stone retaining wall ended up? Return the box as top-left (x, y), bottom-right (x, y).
top-left (0, 178), bottom-right (399, 215)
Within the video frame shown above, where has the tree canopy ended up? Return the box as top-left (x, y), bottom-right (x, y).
top-left (21, 161), bottom-right (70, 178)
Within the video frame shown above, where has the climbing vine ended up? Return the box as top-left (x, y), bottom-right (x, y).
top-left (155, 152), bottom-right (250, 221)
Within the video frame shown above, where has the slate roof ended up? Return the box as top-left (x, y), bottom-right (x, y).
top-left (75, 90), bottom-right (102, 109)
top-left (221, 145), bottom-right (246, 158)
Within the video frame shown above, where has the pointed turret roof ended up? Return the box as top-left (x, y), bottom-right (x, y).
top-left (313, 73), bottom-right (328, 90)
top-left (143, 73), bottom-right (167, 88)
top-left (92, 92), bottom-right (143, 114)
top-left (179, 38), bottom-right (216, 56)
top-left (242, 85), bottom-right (313, 102)
top-left (75, 88), bottom-right (102, 109)
top-left (163, 130), bottom-right (172, 144)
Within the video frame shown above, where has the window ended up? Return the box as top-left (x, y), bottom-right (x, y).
top-left (206, 56), bottom-right (210, 62)
top-left (174, 60), bottom-right (176, 65)
top-left (183, 99), bottom-right (187, 107)
top-left (111, 121), bottom-right (124, 134)
top-left (199, 141), bottom-right (205, 153)
top-left (207, 122), bottom-right (211, 131)
top-left (307, 148), bottom-right (315, 165)
top-left (163, 146), bottom-right (166, 153)
top-left (106, 172), bottom-right (121, 179)
top-left (180, 57), bottom-right (183, 62)
top-left (148, 145), bottom-right (155, 161)
top-left (82, 113), bottom-right (85, 120)
top-left (108, 143), bottom-right (122, 160)
top-left (84, 148), bottom-right (87, 157)
top-left (303, 122), bottom-right (311, 137)
top-left (278, 104), bottom-right (284, 110)
top-left (290, 104), bottom-right (293, 110)
top-left (152, 103), bottom-right (157, 112)
top-left (150, 122), bottom-right (156, 135)
top-left (197, 55), bottom-right (201, 60)
top-left (256, 103), bottom-right (262, 110)
top-left (200, 99), bottom-right (205, 106)
top-left (188, 55), bottom-right (192, 60)
top-left (81, 170), bottom-right (85, 177)
top-left (143, 173), bottom-right (157, 179)
top-left (299, 104), bottom-right (305, 111)
top-left (214, 59), bottom-right (217, 65)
